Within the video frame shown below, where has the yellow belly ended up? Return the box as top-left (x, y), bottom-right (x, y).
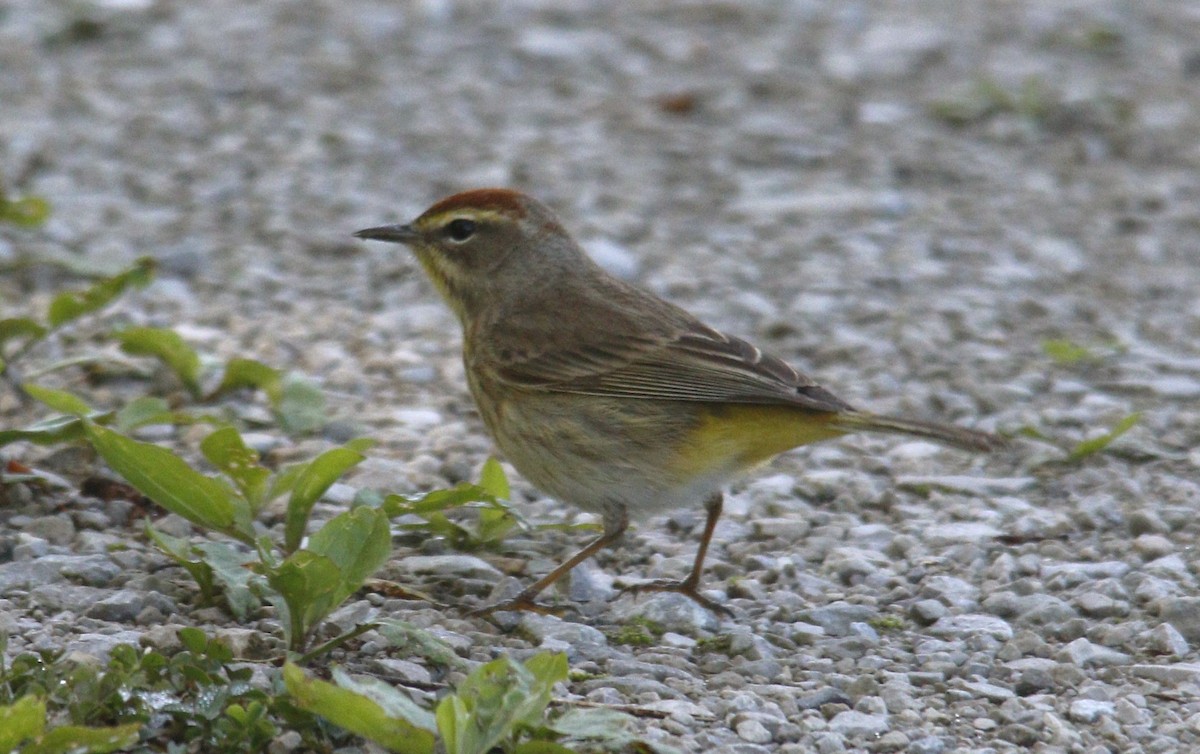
top-left (668, 404), bottom-right (846, 479)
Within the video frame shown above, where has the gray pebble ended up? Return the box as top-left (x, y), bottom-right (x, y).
top-left (1057, 638), bottom-right (1132, 668)
top-left (86, 590), bottom-right (146, 623)
top-left (805, 602), bottom-right (878, 637)
top-left (827, 710), bottom-right (889, 737)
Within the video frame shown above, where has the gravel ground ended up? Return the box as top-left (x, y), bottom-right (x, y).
top-left (4, 1), bottom-right (1200, 752)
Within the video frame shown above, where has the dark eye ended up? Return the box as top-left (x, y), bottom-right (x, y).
top-left (445, 218), bottom-right (476, 242)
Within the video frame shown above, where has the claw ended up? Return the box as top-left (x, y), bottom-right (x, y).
top-left (619, 579), bottom-right (735, 618)
top-left (467, 595), bottom-right (570, 618)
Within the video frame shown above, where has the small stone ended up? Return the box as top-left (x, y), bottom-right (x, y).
top-left (371, 658), bottom-right (432, 685)
top-left (961, 679), bottom-right (1016, 702)
top-left (908, 737), bottom-right (946, 754)
top-left (806, 602), bottom-right (878, 636)
top-left (614, 592), bottom-right (721, 633)
top-left (1074, 592), bottom-right (1127, 618)
top-left (909, 599), bottom-right (947, 624)
top-left (1128, 510), bottom-right (1170, 535)
top-left (84, 588), bottom-right (144, 624)
top-left (827, 710), bottom-right (889, 737)
top-left (924, 522), bottom-right (1003, 546)
top-left (735, 718), bottom-right (773, 744)
top-left (1146, 623), bottom-right (1189, 657)
top-left (520, 614), bottom-right (607, 647)
top-left (1159, 598), bottom-right (1200, 642)
top-left (1133, 534), bottom-right (1174, 559)
top-left (21, 514), bottom-right (75, 545)
top-left (1058, 638), bottom-right (1132, 668)
top-left (928, 614), bottom-right (1014, 641)
top-left (1130, 663), bottom-right (1200, 685)
top-left (394, 555), bottom-right (501, 579)
top-left (1015, 668), bottom-right (1055, 696)
top-left (1069, 699), bottom-right (1115, 723)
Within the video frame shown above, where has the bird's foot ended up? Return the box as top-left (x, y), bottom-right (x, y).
top-left (619, 579), bottom-right (735, 618)
top-left (467, 594), bottom-right (570, 618)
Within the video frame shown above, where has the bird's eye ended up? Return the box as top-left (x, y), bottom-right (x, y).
top-left (445, 218), bottom-right (476, 242)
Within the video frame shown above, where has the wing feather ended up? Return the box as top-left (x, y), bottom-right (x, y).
top-left (490, 315), bottom-right (853, 414)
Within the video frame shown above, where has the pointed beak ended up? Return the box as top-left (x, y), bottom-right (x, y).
top-left (352, 223), bottom-right (420, 245)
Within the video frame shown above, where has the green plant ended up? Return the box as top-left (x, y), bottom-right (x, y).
top-left (382, 458), bottom-right (522, 551)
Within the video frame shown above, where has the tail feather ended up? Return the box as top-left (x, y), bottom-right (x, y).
top-left (833, 411), bottom-right (1005, 452)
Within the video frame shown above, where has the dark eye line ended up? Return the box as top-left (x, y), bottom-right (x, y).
top-left (445, 218), bottom-right (477, 242)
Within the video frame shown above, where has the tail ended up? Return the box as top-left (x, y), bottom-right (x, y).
top-left (833, 411), bottom-right (1005, 452)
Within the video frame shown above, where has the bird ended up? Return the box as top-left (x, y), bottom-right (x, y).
top-left (355, 188), bottom-right (1003, 615)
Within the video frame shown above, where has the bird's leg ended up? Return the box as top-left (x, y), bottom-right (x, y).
top-left (472, 507), bottom-right (628, 616)
top-left (620, 492), bottom-right (733, 617)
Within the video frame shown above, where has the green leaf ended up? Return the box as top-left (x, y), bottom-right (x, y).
top-left (145, 524), bottom-right (217, 606)
top-left (475, 507), bottom-right (518, 546)
top-left (0, 317), bottom-right (47, 350)
top-left (213, 358), bottom-right (282, 403)
top-left (376, 619), bottom-right (467, 669)
top-left (83, 422), bottom-right (253, 543)
top-left (46, 257), bottom-right (155, 328)
top-left (113, 396), bottom-right (183, 432)
top-left (478, 457), bottom-right (510, 500)
top-left (277, 375), bottom-right (326, 435)
top-left (0, 695), bottom-right (45, 752)
top-left (0, 195), bottom-right (51, 227)
top-left (23, 723), bottom-right (141, 754)
top-left (1042, 338), bottom-right (1095, 365)
top-left (200, 426), bottom-right (270, 510)
top-left (265, 551), bottom-right (343, 651)
top-left (437, 653), bottom-right (568, 754)
top-left (284, 445), bottom-right (369, 553)
top-left (332, 668), bottom-right (437, 733)
top-left (117, 326), bottom-right (203, 396)
top-left (283, 663), bottom-right (435, 754)
top-left (194, 540), bottom-right (262, 620)
top-left (1067, 412), bottom-right (1141, 462)
top-left (306, 506), bottom-right (392, 606)
top-left (23, 384), bottom-right (93, 416)
top-left (0, 415), bottom-right (85, 448)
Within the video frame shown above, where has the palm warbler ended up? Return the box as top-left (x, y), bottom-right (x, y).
top-left (355, 189), bottom-right (1003, 615)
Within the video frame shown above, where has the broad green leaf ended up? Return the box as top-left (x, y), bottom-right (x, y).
top-left (306, 507), bottom-right (392, 604)
top-left (0, 195), bottom-right (51, 227)
top-left (376, 619), bottom-right (467, 669)
top-left (46, 257), bottom-right (155, 327)
top-left (284, 445), bottom-right (368, 552)
top-left (331, 668), bottom-right (437, 733)
top-left (200, 426), bottom-right (270, 509)
top-left (114, 396), bottom-right (183, 432)
top-left (478, 457), bottom-right (510, 500)
top-left (264, 550), bottom-right (343, 650)
top-left (438, 653), bottom-right (568, 754)
top-left (0, 317), bottom-right (47, 349)
top-left (277, 375), bottom-right (326, 435)
top-left (0, 695), bottom-right (45, 752)
top-left (23, 384), bottom-right (93, 416)
top-left (0, 415), bottom-right (85, 448)
top-left (117, 327), bottom-right (203, 396)
top-left (84, 422), bottom-right (252, 543)
top-left (383, 484), bottom-right (496, 518)
top-left (476, 507), bottom-right (518, 546)
top-left (23, 722), bottom-right (142, 754)
top-left (213, 358), bottom-right (282, 403)
top-left (145, 524), bottom-right (217, 605)
top-left (194, 540), bottom-right (262, 620)
top-left (283, 663), bottom-right (435, 754)
top-left (1067, 412), bottom-right (1141, 462)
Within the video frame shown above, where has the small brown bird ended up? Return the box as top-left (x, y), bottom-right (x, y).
top-left (355, 189), bottom-right (1003, 615)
